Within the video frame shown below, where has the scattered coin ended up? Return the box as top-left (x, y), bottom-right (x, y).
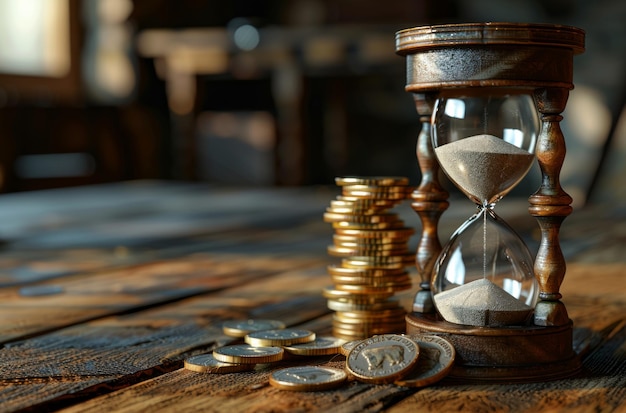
top-left (184, 353), bottom-right (255, 374)
top-left (222, 319), bottom-right (286, 338)
top-left (339, 339), bottom-right (362, 356)
top-left (213, 344), bottom-right (284, 364)
top-left (283, 336), bottom-right (346, 356)
top-left (346, 334), bottom-right (420, 384)
top-left (395, 334), bottom-right (456, 387)
top-left (245, 328), bottom-right (315, 347)
top-left (269, 366), bottom-right (348, 391)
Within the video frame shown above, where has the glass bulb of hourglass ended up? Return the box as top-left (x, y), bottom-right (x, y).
top-left (430, 90), bottom-right (540, 327)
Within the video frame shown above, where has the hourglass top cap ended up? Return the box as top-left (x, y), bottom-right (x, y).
top-left (395, 22), bottom-right (585, 56)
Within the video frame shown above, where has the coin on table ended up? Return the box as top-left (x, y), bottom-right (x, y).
top-left (335, 176), bottom-right (410, 186)
top-left (213, 344), bottom-right (284, 364)
top-left (346, 334), bottom-right (420, 384)
top-left (184, 353), bottom-right (255, 373)
top-left (222, 319), bottom-right (286, 338)
top-left (245, 328), bottom-right (315, 347)
top-left (339, 339), bottom-right (362, 356)
top-left (283, 336), bottom-right (346, 356)
top-left (395, 334), bottom-right (455, 387)
top-left (269, 366), bottom-right (348, 391)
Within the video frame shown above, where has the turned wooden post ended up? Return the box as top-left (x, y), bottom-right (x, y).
top-left (410, 93), bottom-right (449, 313)
top-left (530, 87), bottom-right (573, 327)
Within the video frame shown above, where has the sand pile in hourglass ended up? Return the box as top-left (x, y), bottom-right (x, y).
top-left (433, 134), bottom-right (535, 327)
top-left (322, 177), bottom-right (415, 340)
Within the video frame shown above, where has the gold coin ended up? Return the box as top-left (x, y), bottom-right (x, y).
top-left (222, 319), bottom-right (286, 338)
top-left (333, 240), bottom-right (409, 250)
top-left (335, 176), bottom-right (410, 186)
top-left (332, 321), bottom-right (407, 333)
top-left (283, 336), bottom-right (346, 356)
top-left (334, 282), bottom-right (412, 293)
top-left (323, 212), bottom-right (399, 224)
top-left (338, 308), bottom-right (407, 320)
top-left (184, 353), bottom-right (255, 373)
top-left (327, 264), bottom-right (407, 277)
top-left (345, 334), bottom-right (420, 384)
top-left (341, 185), bottom-right (413, 193)
top-left (332, 319), bottom-right (406, 331)
top-left (327, 245), bottom-right (410, 257)
top-left (327, 298), bottom-right (401, 312)
top-left (334, 228), bottom-right (414, 238)
top-left (342, 260), bottom-right (408, 271)
top-left (245, 328), bottom-right (315, 347)
top-left (333, 325), bottom-right (406, 339)
top-left (331, 221), bottom-right (404, 230)
top-left (326, 206), bottom-right (383, 215)
top-left (341, 190), bottom-right (411, 200)
top-left (333, 197), bottom-right (399, 207)
top-left (331, 274), bottom-right (412, 287)
top-left (213, 344), bottom-right (283, 364)
top-left (395, 334), bottom-right (456, 387)
top-left (333, 234), bottom-right (407, 244)
top-left (269, 366), bottom-right (347, 391)
top-left (323, 286), bottom-right (394, 300)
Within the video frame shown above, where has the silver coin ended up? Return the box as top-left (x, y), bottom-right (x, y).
top-left (395, 334), bottom-right (455, 387)
top-left (283, 336), bottom-right (346, 356)
top-left (213, 344), bottom-right (284, 364)
top-left (339, 339), bottom-right (362, 356)
top-left (184, 353), bottom-right (254, 373)
top-left (269, 366), bottom-right (347, 391)
top-left (245, 328), bottom-right (315, 347)
top-left (222, 319), bottom-right (286, 338)
top-left (346, 334), bottom-right (419, 384)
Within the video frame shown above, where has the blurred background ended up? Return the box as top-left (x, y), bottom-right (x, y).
top-left (0, 0), bottom-right (624, 207)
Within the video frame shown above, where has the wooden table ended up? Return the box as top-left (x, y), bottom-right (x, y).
top-left (0, 181), bottom-right (624, 412)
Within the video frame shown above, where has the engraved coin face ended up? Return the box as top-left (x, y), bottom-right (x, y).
top-left (213, 344), bottom-right (284, 364)
top-left (269, 366), bottom-right (348, 391)
top-left (222, 319), bottom-right (286, 338)
top-left (244, 328), bottom-right (315, 347)
top-left (184, 353), bottom-right (254, 374)
top-left (395, 334), bottom-right (455, 387)
top-left (283, 336), bottom-right (346, 356)
top-left (346, 334), bottom-right (420, 384)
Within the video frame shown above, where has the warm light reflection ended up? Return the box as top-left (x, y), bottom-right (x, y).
top-left (444, 98), bottom-right (466, 119)
top-left (0, 0), bottom-right (70, 77)
top-left (444, 246), bottom-right (465, 286)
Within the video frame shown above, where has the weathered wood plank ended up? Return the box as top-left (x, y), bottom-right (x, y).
top-left (41, 263), bottom-right (624, 413)
top-left (0, 263), bottom-right (333, 412)
top-left (0, 252), bottom-right (323, 345)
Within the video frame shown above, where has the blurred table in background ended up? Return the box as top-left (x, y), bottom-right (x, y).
top-left (0, 180), bottom-right (624, 412)
top-left (136, 25), bottom-right (405, 184)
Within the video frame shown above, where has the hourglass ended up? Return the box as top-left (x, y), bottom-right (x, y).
top-left (431, 91), bottom-right (540, 328)
top-left (396, 23), bottom-right (585, 381)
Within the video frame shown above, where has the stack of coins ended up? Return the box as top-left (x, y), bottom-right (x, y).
top-left (323, 176), bottom-right (415, 341)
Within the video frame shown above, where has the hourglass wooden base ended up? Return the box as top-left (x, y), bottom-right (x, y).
top-left (406, 312), bottom-right (582, 382)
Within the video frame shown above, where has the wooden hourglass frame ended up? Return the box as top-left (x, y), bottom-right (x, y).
top-left (396, 22), bottom-right (585, 381)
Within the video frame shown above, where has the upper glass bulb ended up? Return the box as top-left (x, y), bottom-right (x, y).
top-left (432, 90), bottom-right (539, 206)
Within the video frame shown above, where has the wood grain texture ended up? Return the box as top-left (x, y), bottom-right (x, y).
top-left (0, 182), bottom-right (623, 413)
top-left (0, 263), bottom-right (332, 412)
